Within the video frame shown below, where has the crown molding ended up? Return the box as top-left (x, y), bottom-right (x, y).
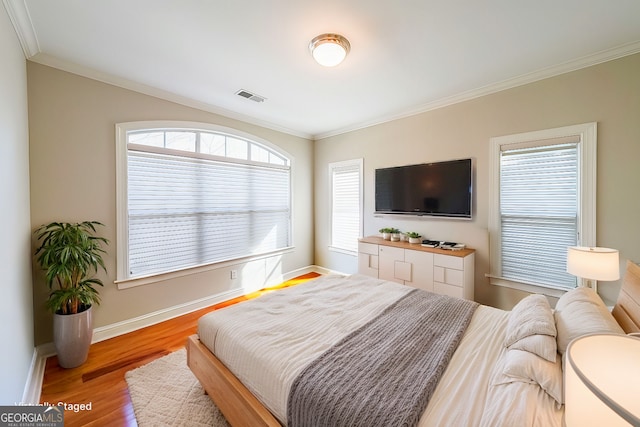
top-left (3, 0), bottom-right (39, 58)
top-left (314, 40), bottom-right (640, 140)
top-left (27, 52), bottom-right (313, 140)
top-left (9, 0), bottom-right (640, 142)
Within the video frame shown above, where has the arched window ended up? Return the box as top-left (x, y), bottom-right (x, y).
top-left (115, 121), bottom-right (292, 286)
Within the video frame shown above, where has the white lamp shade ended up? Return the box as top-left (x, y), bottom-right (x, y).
top-left (565, 334), bottom-right (640, 426)
top-left (567, 246), bottom-right (620, 281)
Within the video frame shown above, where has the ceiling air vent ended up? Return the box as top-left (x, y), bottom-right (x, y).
top-left (236, 89), bottom-right (266, 103)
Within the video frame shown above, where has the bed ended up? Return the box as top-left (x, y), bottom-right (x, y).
top-left (186, 261), bottom-right (640, 426)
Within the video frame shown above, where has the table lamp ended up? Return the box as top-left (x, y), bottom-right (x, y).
top-left (566, 246), bottom-right (620, 293)
top-left (565, 334), bottom-right (640, 426)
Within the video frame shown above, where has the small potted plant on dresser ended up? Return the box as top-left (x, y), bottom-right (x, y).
top-left (389, 228), bottom-right (402, 242)
top-left (405, 232), bottom-right (422, 244)
top-left (34, 221), bottom-right (109, 368)
top-left (379, 227), bottom-right (393, 240)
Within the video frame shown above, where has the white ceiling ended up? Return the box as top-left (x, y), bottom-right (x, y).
top-left (7, 0), bottom-right (640, 139)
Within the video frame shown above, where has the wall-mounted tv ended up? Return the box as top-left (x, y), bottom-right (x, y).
top-left (375, 158), bottom-right (473, 218)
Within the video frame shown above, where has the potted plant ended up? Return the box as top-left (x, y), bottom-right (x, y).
top-left (34, 221), bottom-right (108, 368)
top-left (379, 227), bottom-right (393, 240)
top-left (405, 232), bottom-right (422, 244)
top-left (389, 228), bottom-right (402, 242)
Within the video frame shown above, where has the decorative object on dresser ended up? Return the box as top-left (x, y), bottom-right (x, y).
top-left (34, 221), bottom-right (109, 368)
top-left (358, 236), bottom-right (474, 300)
top-left (379, 227), bottom-right (393, 240)
top-left (389, 228), bottom-right (402, 242)
top-left (405, 232), bottom-right (422, 244)
top-left (566, 246), bottom-right (620, 293)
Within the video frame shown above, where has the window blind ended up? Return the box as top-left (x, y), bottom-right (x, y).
top-left (127, 149), bottom-right (290, 278)
top-left (331, 161), bottom-right (362, 253)
top-left (500, 143), bottom-right (578, 288)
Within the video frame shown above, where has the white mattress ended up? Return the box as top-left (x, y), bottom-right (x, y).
top-left (197, 274), bottom-right (563, 426)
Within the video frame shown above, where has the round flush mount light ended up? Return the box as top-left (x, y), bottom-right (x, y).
top-left (309, 33), bottom-right (351, 67)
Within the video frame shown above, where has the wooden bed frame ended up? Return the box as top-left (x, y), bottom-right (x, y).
top-left (186, 261), bottom-right (640, 426)
top-left (186, 335), bottom-right (280, 426)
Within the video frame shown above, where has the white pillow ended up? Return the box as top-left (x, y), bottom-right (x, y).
top-left (554, 287), bottom-right (624, 354)
top-left (556, 285), bottom-right (603, 311)
top-left (509, 334), bottom-right (557, 363)
top-left (505, 294), bottom-right (556, 347)
top-left (492, 349), bottom-right (563, 405)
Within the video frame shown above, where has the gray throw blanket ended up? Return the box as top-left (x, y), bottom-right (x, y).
top-left (287, 289), bottom-right (478, 427)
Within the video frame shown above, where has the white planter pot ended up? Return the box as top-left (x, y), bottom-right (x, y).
top-left (381, 232), bottom-right (391, 240)
top-left (408, 237), bottom-right (422, 244)
top-left (390, 233), bottom-right (401, 242)
top-left (53, 305), bottom-right (93, 368)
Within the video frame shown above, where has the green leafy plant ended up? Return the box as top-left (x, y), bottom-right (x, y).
top-left (379, 227), bottom-right (393, 233)
top-left (34, 221), bottom-right (109, 315)
top-left (405, 232), bottom-right (422, 238)
top-left (389, 228), bottom-right (401, 234)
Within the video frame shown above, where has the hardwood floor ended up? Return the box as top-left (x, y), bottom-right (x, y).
top-left (39, 272), bottom-right (320, 426)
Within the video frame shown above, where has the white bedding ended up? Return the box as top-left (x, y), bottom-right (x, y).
top-left (421, 303), bottom-right (563, 427)
top-left (197, 274), bottom-right (563, 426)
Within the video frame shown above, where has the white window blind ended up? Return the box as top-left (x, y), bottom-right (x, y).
top-left (330, 159), bottom-right (363, 253)
top-left (489, 122), bottom-right (597, 295)
top-left (117, 123), bottom-right (291, 281)
top-left (500, 143), bottom-right (578, 289)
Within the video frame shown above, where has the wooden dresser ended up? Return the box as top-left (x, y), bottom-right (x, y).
top-left (358, 236), bottom-right (475, 300)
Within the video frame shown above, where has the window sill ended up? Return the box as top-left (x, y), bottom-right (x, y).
top-left (115, 247), bottom-right (294, 290)
top-left (486, 274), bottom-right (570, 298)
top-left (328, 246), bottom-right (357, 257)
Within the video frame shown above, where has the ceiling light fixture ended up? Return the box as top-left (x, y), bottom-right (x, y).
top-left (309, 33), bottom-right (351, 67)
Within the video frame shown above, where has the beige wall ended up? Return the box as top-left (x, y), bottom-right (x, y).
top-left (25, 51), bottom-right (640, 344)
top-left (315, 53), bottom-right (640, 309)
top-left (28, 62), bottom-right (314, 345)
top-left (0, 7), bottom-right (34, 403)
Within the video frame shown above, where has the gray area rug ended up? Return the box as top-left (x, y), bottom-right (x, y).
top-left (125, 349), bottom-right (229, 426)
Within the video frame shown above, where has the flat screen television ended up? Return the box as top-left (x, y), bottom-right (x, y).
top-left (375, 158), bottom-right (473, 218)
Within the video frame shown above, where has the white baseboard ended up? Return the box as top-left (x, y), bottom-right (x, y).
top-left (92, 265), bottom-right (332, 343)
top-left (25, 265), bottom-right (331, 404)
top-left (91, 287), bottom-right (245, 343)
top-left (280, 264), bottom-right (339, 280)
top-left (21, 343), bottom-right (55, 405)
